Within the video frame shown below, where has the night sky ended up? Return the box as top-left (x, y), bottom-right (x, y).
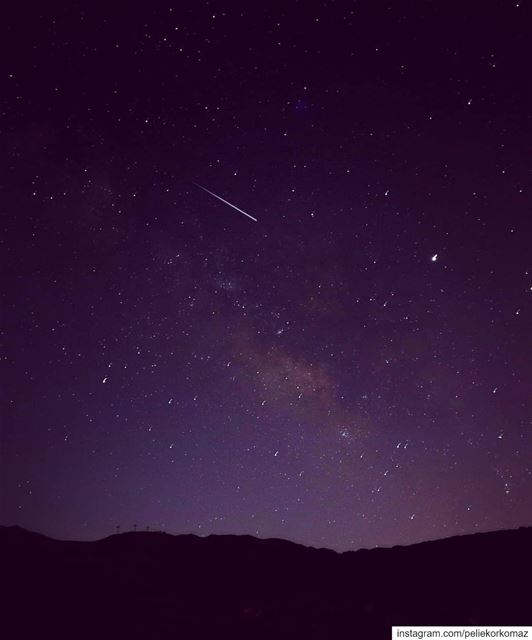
top-left (2, 2), bottom-right (531, 552)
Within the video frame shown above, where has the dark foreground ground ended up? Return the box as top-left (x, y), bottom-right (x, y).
top-left (1, 525), bottom-right (530, 639)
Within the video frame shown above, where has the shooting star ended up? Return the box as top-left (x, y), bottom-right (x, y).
top-left (193, 183), bottom-right (258, 222)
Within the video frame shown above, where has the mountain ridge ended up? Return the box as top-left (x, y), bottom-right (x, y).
top-left (4, 522), bottom-right (530, 552)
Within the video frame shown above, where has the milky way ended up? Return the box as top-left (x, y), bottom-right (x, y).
top-left (2, 3), bottom-right (531, 550)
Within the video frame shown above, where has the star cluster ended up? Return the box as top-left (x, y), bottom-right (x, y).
top-left (1, 3), bottom-right (531, 550)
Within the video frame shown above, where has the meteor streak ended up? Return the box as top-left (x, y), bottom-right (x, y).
top-left (193, 183), bottom-right (258, 222)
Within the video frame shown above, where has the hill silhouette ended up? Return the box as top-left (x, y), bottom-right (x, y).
top-left (2, 525), bottom-right (530, 639)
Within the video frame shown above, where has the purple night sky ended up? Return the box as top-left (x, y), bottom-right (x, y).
top-left (2, 2), bottom-right (531, 551)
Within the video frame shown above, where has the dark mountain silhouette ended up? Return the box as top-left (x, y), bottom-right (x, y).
top-left (2, 525), bottom-right (530, 639)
